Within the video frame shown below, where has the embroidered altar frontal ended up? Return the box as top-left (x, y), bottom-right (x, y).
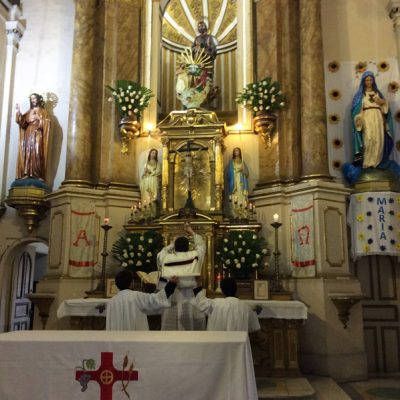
top-left (0, 330), bottom-right (257, 400)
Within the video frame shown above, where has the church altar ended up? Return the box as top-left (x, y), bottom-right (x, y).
top-left (0, 330), bottom-right (257, 400)
top-left (57, 298), bottom-right (308, 377)
top-left (57, 298), bottom-right (307, 320)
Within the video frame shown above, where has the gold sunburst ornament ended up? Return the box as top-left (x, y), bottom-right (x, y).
top-left (177, 47), bottom-right (213, 70)
top-left (176, 48), bottom-right (214, 108)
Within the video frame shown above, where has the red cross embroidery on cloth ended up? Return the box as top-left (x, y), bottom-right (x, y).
top-left (75, 352), bottom-right (138, 400)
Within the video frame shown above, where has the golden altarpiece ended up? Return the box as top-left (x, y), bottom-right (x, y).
top-left (125, 108), bottom-right (262, 294)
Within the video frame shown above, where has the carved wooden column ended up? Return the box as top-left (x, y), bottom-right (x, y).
top-left (161, 138), bottom-right (169, 212)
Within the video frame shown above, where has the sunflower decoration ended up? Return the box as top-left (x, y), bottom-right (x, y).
top-left (377, 61), bottom-right (390, 73)
top-left (388, 81), bottom-right (400, 93)
top-left (111, 230), bottom-right (163, 274)
top-left (215, 230), bottom-right (270, 279)
top-left (354, 61), bottom-right (367, 74)
top-left (328, 113), bottom-right (340, 124)
top-left (329, 89), bottom-right (341, 101)
top-left (332, 138), bottom-right (343, 148)
top-left (395, 110), bottom-right (400, 123)
top-left (332, 160), bottom-right (342, 170)
top-left (327, 61), bottom-right (340, 73)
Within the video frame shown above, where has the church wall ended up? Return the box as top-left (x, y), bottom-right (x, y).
top-left (321, 0), bottom-right (396, 61)
top-left (0, 15), bottom-right (6, 127)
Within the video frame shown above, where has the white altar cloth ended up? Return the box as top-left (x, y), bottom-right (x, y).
top-left (0, 330), bottom-right (257, 400)
top-left (57, 298), bottom-right (308, 320)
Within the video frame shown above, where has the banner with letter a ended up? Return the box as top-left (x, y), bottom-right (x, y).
top-left (290, 194), bottom-right (316, 278)
top-left (347, 192), bottom-right (400, 259)
top-left (69, 200), bottom-right (99, 277)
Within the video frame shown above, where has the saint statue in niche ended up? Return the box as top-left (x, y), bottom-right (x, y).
top-left (15, 93), bottom-right (51, 182)
top-left (191, 21), bottom-right (217, 76)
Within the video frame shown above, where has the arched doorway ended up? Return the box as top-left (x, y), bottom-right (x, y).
top-left (0, 240), bottom-right (48, 332)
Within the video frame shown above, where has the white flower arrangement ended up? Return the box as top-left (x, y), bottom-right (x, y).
top-left (111, 230), bottom-right (162, 274)
top-left (106, 80), bottom-right (153, 118)
top-left (216, 230), bottom-right (270, 279)
top-left (235, 77), bottom-right (286, 115)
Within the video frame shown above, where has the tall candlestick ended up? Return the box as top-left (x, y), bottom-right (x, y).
top-left (86, 221), bottom-right (112, 298)
top-left (271, 219), bottom-right (283, 292)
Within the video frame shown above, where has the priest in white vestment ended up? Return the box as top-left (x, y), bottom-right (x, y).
top-left (191, 277), bottom-right (260, 332)
top-left (157, 224), bottom-right (206, 330)
top-left (106, 269), bottom-right (177, 330)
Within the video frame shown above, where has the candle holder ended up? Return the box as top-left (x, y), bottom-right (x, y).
top-left (86, 223), bottom-right (112, 298)
top-left (128, 201), bottom-right (157, 224)
top-left (229, 198), bottom-right (254, 222)
top-left (270, 221), bottom-right (283, 292)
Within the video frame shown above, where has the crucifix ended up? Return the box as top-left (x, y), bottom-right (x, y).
top-left (179, 140), bottom-right (197, 217)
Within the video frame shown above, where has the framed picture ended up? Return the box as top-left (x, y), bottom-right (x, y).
top-left (254, 280), bottom-right (269, 300)
top-left (106, 279), bottom-right (118, 297)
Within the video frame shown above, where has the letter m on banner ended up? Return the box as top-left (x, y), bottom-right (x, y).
top-left (69, 200), bottom-right (99, 277)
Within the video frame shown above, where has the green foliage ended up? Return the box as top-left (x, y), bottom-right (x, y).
top-left (111, 230), bottom-right (162, 273)
top-left (105, 80), bottom-right (153, 118)
top-left (215, 230), bottom-right (270, 279)
top-left (235, 77), bottom-right (286, 115)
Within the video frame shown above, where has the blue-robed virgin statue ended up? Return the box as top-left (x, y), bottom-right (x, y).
top-left (344, 71), bottom-right (399, 184)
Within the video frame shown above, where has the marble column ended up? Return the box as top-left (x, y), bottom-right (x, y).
top-left (98, 0), bottom-right (141, 188)
top-left (299, 0), bottom-right (331, 180)
top-left (63, 0), bottom-right (99, 187)
top-left (277, 0), bottom-right (301, 183)
top-left (387, 0), bottom-right (400, 76)
top-left (0, 6), bottom-right (24, 208)
top-left (255, 0), bottom-right (280, 185)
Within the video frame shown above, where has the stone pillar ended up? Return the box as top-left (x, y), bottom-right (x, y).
top-left (142, 0), bottom-right (160, 130)
top-left (98, 0), bottom-right (141, 188)
top-left (387, 0), bottom-right (400, 75)
top-left (63, 0), bottom-right (99, 187)
top-left (255, 0), bottom-right (280, 184)
top-left (299, 0), bottom-right (331, 180)
top-left (277, 0), bottom-right (301, 183)
top-left (236, 0), bottom-right (254, 129)
top-left (0, 6), bottom-right (24, 206)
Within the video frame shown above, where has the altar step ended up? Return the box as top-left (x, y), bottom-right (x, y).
top-left (257, 376), bottom-right (351, 399)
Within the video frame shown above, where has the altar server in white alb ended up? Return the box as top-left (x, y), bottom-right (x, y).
top-left (106, 269), bottom-right (177, 330)
top-left (157, 223), bottom-right (206, 330)
top-left (191, 277), bottom-right (260, 332)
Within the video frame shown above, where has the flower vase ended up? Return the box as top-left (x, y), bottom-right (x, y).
top-left (118, 115), bottom-right (141, 154)
top-left (253, 111), bottom-right (277, 148)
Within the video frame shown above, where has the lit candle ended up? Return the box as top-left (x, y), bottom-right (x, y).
top-left (104, 217), bottom-right (110, 225)
top-left (273, 213), bottom-right (279, 222)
